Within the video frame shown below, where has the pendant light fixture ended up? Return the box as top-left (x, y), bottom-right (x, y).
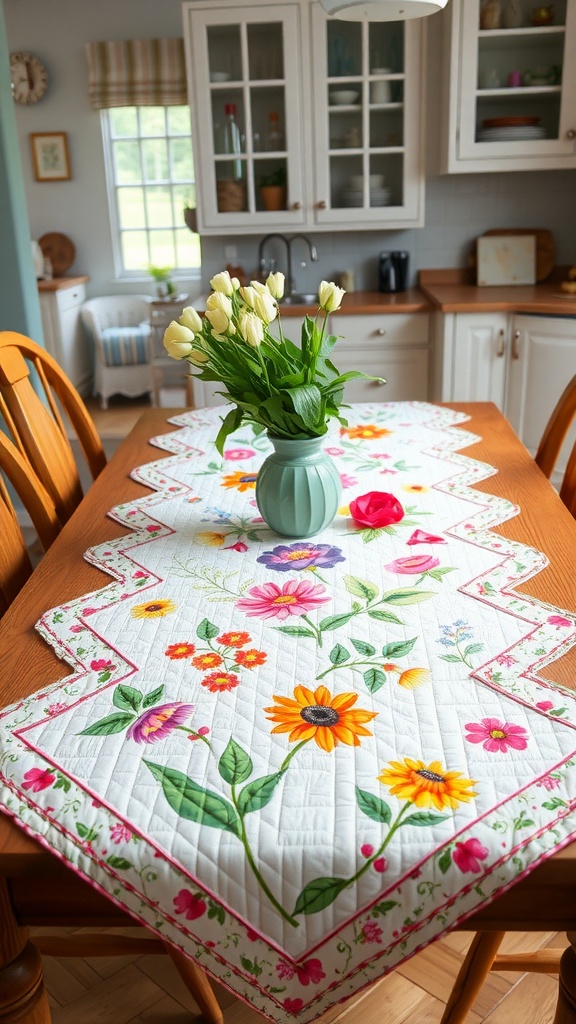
top-left (318, 0), bottom-right (448, 19)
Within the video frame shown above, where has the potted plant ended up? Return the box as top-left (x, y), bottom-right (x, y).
top-left (149, 264), bottom-right (176, 299)
top-left (259, 166), bottom-right (287, 212)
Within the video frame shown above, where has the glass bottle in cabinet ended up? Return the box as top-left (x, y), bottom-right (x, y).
top-left (184, 4), bottom-right (305, 231)
top-left (441, 0), bottom-right (576, 172)
top-left (311, 4), bottom-right (424, 228)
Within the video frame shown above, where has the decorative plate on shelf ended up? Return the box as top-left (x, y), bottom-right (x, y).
top-left (38, 232), bottom-right (76, 276)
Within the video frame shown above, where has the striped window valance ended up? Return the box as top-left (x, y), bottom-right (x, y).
top-left (85, 38), bottom-right (187, 109)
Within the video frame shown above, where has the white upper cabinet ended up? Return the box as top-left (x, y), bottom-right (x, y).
top-left (440, 0), bottom-right (576, 173)
top-left (183, 0), bottom-right (425, 233)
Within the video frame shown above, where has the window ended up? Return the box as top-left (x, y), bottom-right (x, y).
top-left (102, 105), bottom-right (200, 277)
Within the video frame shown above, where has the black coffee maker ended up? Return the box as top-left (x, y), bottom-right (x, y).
top-left (379, 251), bottom-right (409, 293)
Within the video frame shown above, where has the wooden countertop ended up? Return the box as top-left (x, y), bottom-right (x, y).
top-left (37, 275), bottom-right (89, 292)
top-left (419, 268), bottom-right (576, 316)
top-left (195, 290), bottom-right (431, 316)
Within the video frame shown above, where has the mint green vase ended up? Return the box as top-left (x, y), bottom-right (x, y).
top-left (255, 436), bottom-right (342, 538)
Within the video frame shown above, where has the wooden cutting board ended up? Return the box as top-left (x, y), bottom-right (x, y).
top-left (476, 229), bottom-right (555, 282)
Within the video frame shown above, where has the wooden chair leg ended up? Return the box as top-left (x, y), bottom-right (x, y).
top-left (0, 879), bottom-right (52, 1023)
top-left (163, 941), bottom-right (223, 1024)
top-left (440, 931), bottom-right (506, 1024)
top-left (553, 933), bottom-right (576, 1024)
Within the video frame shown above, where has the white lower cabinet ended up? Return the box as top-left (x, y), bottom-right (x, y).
top-left (440, 310), bottom-right (576, 481)
top-left (39, 282), bottom-right (91, 395)
top-left (192, 311), bottom-right (430, 409)
top-left (333, 313), bottom-right (430, 403)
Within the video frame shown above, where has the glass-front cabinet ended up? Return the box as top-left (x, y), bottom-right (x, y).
top-left (310, 4), bottom-right (424, 227)
top-left (183, 0), bottom-right (425, 234)
top-left (441, 0), bottom-right (576, 172)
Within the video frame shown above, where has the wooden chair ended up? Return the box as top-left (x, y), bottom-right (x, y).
top-left (534, 372), bottom-right (576, 518)
top-left (0, 431), bottom-right (61, 616)
top-left (0, 331), bottom-right (106, 525)
top-left (441, 376), bottom-right (576, 1023)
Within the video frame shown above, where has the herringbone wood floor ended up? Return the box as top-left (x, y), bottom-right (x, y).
top-left (49, 399), bottom-right (565, 1023)
top-left (34, 926), bottom-right (567, 1024)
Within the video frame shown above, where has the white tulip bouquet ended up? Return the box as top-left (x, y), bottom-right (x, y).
top-left (163, 271), bottom-right (380, 453)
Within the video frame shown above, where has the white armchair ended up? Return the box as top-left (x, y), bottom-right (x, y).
top-left (81, 295), bottom-right (153, 409)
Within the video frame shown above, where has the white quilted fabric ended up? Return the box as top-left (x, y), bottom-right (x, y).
top-left (1, 402), bottom-right (575, 1024)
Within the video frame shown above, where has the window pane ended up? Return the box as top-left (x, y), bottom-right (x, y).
top-left (170, 137), bottom-right (194, 180)
top-left (114, 140), bottom-right (142, 184)
top-left (168, 107), bottom-right (192, 135)
top-left (173, 183), bottom-right (195, 218)
top-left (117, 187), bottom-right (146, 229)
top-left (146, 186), bottom-right (173, 227)
top-left (139, 107), bottom-right (166, 136)
top-left (109, 108), bottom-right (138, 137)
top-left (122, 230), bottom-right (150, 271)
top-left (176, 228), bottom-right (201, 267)
top-left (142, 138), bottom-right (169, 182)
top-left (149, 231), bottom-right (176, 267)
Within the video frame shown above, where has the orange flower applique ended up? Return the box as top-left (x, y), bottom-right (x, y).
top-left (196, 531), bottom-right (226, 547)
top-left (265, 684), bottom-right (377, 752)
top-left (201, 671), bottom-right (241, 693)
top-left (165, 642), bottom-right (196, 660)
top-left (234, 648), bottom-right (267, 668)
top-left (221, 471), bottom-right (258, 492)
top-left (192, 652), bottom-right (223, 670)
top-left (402, 483), bottom-right (429, 494)
top-left (217, 631), bottom-right (251, 648)
top-left (340, 425), bottom-right (393, 441)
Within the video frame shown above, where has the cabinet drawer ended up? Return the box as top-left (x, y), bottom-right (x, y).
top-left (56, 284), bottom-right (86, 313)
top-left (336, 345), bottom-right (429, 404)
top-left (334, 313), bottom-right (429, 348)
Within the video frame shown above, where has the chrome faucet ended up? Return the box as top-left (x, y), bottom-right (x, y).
top-left (258, 233), bottom-right (318, 297)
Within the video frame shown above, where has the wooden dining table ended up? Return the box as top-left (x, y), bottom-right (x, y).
top-left (1, 402), bottom-right (575, 1024)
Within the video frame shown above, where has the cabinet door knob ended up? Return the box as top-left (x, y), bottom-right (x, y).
top-left (316, 200), bottom-right (327, 209)
top-left (512, 329), bottom-right (520, 360)
top-left (566, 129), bottom-right (576, 139)
top-left (496, 328), bottom-right (505, 357)
top-left (377, 328), bottom-right (387, 336)
top-left (291, 201), bottom-right (302, 210)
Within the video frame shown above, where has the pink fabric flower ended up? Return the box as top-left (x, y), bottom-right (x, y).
top-left (350, 491), bottom-right (404, 528)
top-left (22, 768), bottom-right (56, 792)
top-left (283, 998), bottom-right (304, 1014)
top-left (340, 473), bottom-right (357, 488)
top-left (276, 961), bottom-right (296, 980)
top-left (547, 615), bottom-right (572, 628)
top-left (47, 703), bottom-right (66, 716)
top-left (373, 857), bottom-right (388, 873)
top-left (360, 843), bottom-right (374, 857)
top-left (362, 921), bottom-right (383, 943)
top-left (236, 579), bottom-right (330, 620)
top-left (536, 701), bottom-right (554, 712)
top-left (536, 774), bottom-right (561, 791)
top-left (109, 823), bottom-right (133, 845)
top-left (223, 540), bottom-right (249, 552)
top-left (173, 889), bottom-right (207, 920)
top-left (385, 554), bottom-right (440, 575)
top-left (90, 659), bottom-right (114, 672)
top-left (452, 837), bottom-right (489, 873)
top-left (127, 703), bottom-right (195, 744)
top-left (296, 958), bottom-right (325, 986)
top-left (464, 717), bottom-right (528, 753)
top-left (224, 448), bottom-right (255, 460)
top-left (325, 446), bottom-right (344, 456)
top-left (406, 529), bottom-right (446, 545)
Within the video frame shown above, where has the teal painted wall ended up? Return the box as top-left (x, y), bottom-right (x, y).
top-left (0, 1), bottom-right (44, 340)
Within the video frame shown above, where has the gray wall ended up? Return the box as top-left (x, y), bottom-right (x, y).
top-left (4, 0), bottom-right (576, 300)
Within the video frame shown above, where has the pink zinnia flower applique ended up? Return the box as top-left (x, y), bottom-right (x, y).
top-left (22, 768), bottom-right (56, 792)
top-left (362, 921), bottom-right (383, 943)
top-left (276, 961), bottom-right (296, 980)
top-left (236, 579), bottom-right (330, 620)
top-left (452, 837), bottom-right (489, 873)
top-left (109, 823), bottom-right (133, 845)
top-left (464, 717), bottom-right (528, 753)
top-left (296, 958), bottom-right (325, 986)
top-left (224, 447), bottom-right (255, 460)
top-left (127, 703), bottom-right (195, 744)
top-left (283, 998), bottom-right (304, 1014)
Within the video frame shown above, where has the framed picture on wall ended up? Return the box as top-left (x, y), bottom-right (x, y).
top-left (30, 132), bottom-right (71, 181)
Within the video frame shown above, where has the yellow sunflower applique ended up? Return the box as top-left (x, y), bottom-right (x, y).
top-left (378, 757), bottom-right (476, 811)
top-left (221, 470), bottom-right (258, 492)
top-left (340, 425), bottom-right (393, 440)
top-left (131, 598), bottom-right (177, 619)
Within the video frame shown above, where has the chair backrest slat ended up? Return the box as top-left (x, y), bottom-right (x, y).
top-left (534, 373), bottom-right (576, 519)
top-left (0, 331), bottom-right (106, 524)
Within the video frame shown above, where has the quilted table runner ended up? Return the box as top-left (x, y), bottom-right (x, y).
top-left (2, 402), bottom-right (576, 1024)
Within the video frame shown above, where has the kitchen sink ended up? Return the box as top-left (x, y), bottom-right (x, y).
top-left (281, 292), bottom-right (318, 306)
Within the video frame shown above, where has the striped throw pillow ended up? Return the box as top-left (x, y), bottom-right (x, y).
top-left (100, 325), bottom-right (151, 367)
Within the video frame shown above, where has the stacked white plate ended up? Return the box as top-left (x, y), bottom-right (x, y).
top-left (477, 126), bottom-right (547, 141)
top-left (341, 184), bottom-right (391, 207)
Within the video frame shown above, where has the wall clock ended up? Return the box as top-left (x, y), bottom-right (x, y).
top-left (10, 52), bottom-right (49, 104)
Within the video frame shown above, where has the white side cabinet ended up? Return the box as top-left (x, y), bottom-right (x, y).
top-left (331, 313), bottom-right (430, 403)
top-left (38, 279), bottom-right (91, 395)
top-left (440, 310), bottom-right (576, 481)
top-left (440, 0), bottom-right (576, 173)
